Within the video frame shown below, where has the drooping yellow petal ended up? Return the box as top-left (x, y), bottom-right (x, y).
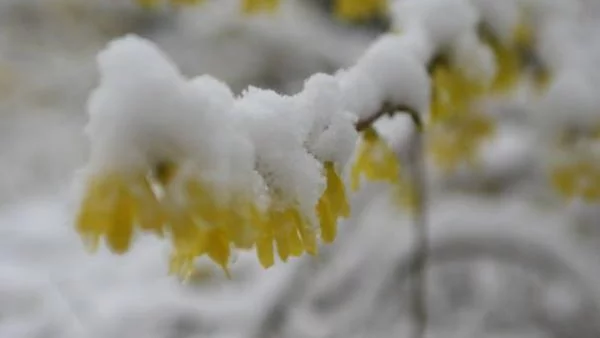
top-left (205, 228), bottom-right (232, 278)
top-left (292, 213), bottom-right (319, 256)
top-left (76, 177), bottom-right (114, 252)
top-left (76, 174), bottom-right (137, 254)
top-left (274, 229), bottom-right (291, 262)
top-left (168, 211), bottom-right (208, 278)
top-left (287, 227), bottom-right (304, 257)
top-left (223, 199), bottom-right (262, 249)
top-left (256, 235), bottom-right (275, 269)
top-left (317, 196), bottom-right (336, 243)
top-left (105, 186), bottom-right (136, 254)
top-left (315, 162), bottom-right (350, 244)
top-left (351, 127), bottom-right (403, 191)
top-left (324, 162), bottom-right (350, 218)
top-left (351, 146), bottom-right (370, 191)
top-left (266, 208), bottom-right (302, 261)
top-left (280, 208), bottom-right (318, 256)
top-left (131, 176), bottom-right (166, 236)
top-left (489, 40), bottom-right (521, 93)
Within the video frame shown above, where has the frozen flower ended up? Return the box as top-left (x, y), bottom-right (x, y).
top-left (76, 35), bottom-right (263, 278)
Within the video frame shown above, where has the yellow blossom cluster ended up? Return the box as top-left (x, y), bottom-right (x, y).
top-left (76, 158), bottom-right (350, 279)
top-left (350, 127), bottom-right (417, 211)
top-left (426, 22), bottom-right (544, 172)
top-left (75, 1), bottom-right (593, 283)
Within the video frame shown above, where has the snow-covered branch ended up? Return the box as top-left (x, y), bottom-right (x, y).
top-left (72, 0), bottom-right (600, 278)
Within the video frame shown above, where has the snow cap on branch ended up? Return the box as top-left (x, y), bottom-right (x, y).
top-left (233, 87), bottom-right (325, 218)
top-left (295, 73), bottom-right (358, 167)
top-left (391, 0), bottom-right (479, 52)
top-left (354, 34), bottom-right (431, 115)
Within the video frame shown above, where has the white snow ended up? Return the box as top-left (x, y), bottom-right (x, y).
top-left (2, 0), bottom-right (600, 337)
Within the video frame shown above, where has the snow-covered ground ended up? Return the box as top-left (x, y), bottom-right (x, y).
top-left (2, 0), bottom-right (600, 337)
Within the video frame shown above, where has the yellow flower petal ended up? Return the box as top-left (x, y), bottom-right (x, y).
top-left (274, 230), bottom-right (291, 262)
top-left (105, 187), bottom-right (135, 254)
top-left (76, 174), bottom-right (136, 254)
top-left (317, 196), bottom-right (336, 243)
top-left (131, 176), bottom-right (166, 236)
top-left (168, 212), bottom-right (208, 277)
top-left (256, 235), bottom-right (275, 269)
top-left (76, 177), bottom-right (114, 252)
top-left (324, 162), bottom-right (350, 218)
top-left (206, 228), bottom-right (232, 278)
top-left (287, 227), bottom-right (304, 257)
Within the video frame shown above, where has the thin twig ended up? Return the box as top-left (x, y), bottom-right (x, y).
top-left (407, 119), bottom-right (429, 338)
top-left (355, 102), bottom-right (416, 132)
top-left (356, 103), bottom-right (429, 338)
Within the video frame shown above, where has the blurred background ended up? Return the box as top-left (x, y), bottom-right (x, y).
top-left (1, 0), bottom-right (600, 337)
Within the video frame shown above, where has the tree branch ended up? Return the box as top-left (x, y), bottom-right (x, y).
top-left (355, 101), bottom-right (429, 338)
top-left (406, 113), bottom-right (429, 338)
top-left (355, 102), bottom-right (419, 132)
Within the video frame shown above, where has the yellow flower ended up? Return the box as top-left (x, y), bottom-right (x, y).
top-left (316, 162), bottom-right (350, 243)
top-left (427, 111), bottom-right (495, 172)
top-left (481, 21), bottom-right (535, 94)
top-left (75, 154), bottom-right (352, 276)
top-left (241, 0), bottom-right (280, 14)
top-left (350, 127), bottom-right (416, 211)
top-left (427, 53), bottom-right (496, 173)
top-left (76, 173), bottom-right (166, 254)
top-left (351, 127), bottom-right (401, 191)
top-left (551, 159), bottom-right (600, 203)
top-left (429, 60), bottom-right (487, 123)
top-left (488, 41), bottom-right (521, 93)
top-left (166, 177), bottom-right (263, 277)
top-left (253, 161), bottom-right (351, 267)
top-left (334, 0), bottom-right (388, 22)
